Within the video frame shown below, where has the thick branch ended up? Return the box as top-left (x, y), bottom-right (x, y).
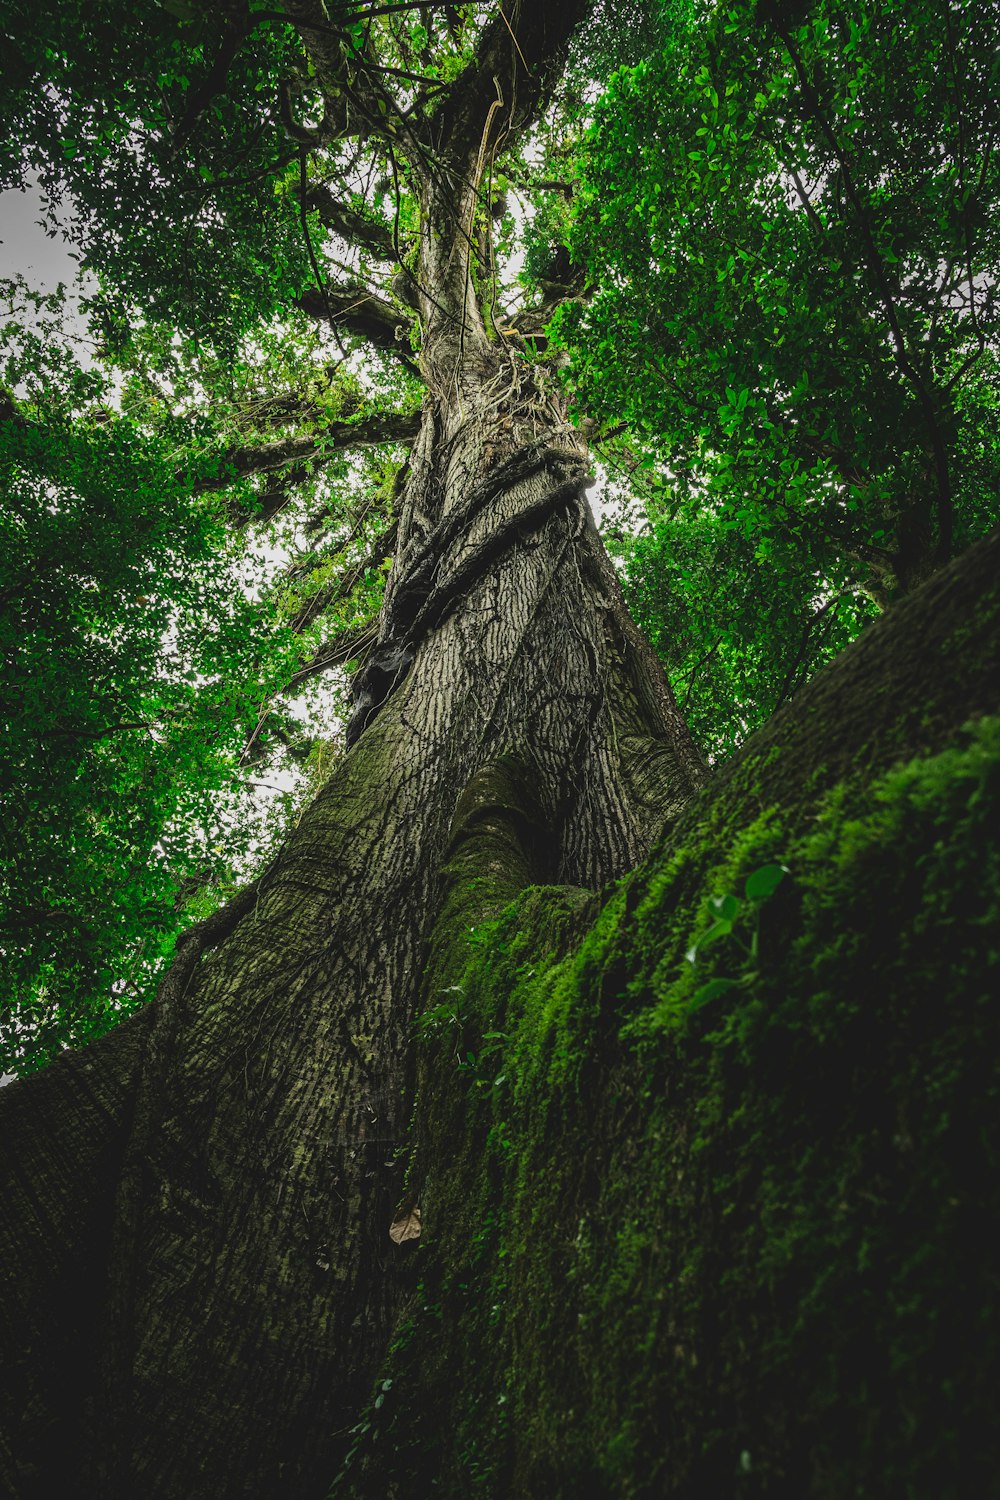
top-left (279, 0), bottom-right (412, 150)
top-left (301, 184), bottom-right (397, 259)
top-left (230, 463), bottom-right (308, 529)
top-left (427, 0), bottom-right (591, 165)
top-left (297, 283), bottom-right (418, 370)
top-left (505, 295), bottom-right (574, 346)
top-left (193, 409), bottom-right (421, 492)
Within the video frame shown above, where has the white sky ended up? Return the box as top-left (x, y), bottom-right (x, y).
top-left (0, 182), bottom-right (81, 288)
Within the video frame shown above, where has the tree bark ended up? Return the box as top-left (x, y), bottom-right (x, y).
top-left (0, 149), bottom-right (703, 1495)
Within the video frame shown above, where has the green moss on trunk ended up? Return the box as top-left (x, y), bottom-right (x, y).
top-left (334, 531), bottom-right (1000, 1499)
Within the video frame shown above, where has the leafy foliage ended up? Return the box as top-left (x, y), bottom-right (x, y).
top-left (0, 287), bottom-right (308, 1070)
top-left (1, 0), bottom-right (311, 349)
top-left (615, 511), bottom-right (874, 759)
top-left (558, 0), bottom-right (1000, 750)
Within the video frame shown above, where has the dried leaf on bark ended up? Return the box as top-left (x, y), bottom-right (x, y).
top-left (389, 1206), bottom-right (422, 1243)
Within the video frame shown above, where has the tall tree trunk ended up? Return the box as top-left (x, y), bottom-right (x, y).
top-left (0, 12), bottom-right (705, 1479)
top-left (0, 168), bottom-right (704, 1495)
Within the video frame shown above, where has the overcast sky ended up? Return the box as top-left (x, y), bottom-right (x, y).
top-left (0, 181), bottom-right (82, 289)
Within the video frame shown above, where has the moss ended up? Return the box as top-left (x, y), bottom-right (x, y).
top-left (332, 533), bottom-right (1000, 1498)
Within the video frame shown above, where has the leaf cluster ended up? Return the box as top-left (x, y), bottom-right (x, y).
top-left (557, 0), bottom-right (1000, 749)
top-left (1, 0), bottom-right (311, 350)
top-left (0, 287), bottom-right (306, 1072)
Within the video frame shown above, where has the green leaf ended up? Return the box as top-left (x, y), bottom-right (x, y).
top-left (744, 863), bottom-right (788, 901)
top-left (709, 892), bottom-right (740, 920)
top-left (691, 976), bottom-right (736, 1008)
top-left (699, 916), bottom-right (734, 950)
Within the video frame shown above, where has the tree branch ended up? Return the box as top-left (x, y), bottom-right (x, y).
top-left (279, 0), bottom-right (419, 153)
top-left (171, 3), bottom-right (250, 150)
top-left (193, 409), bottom-right (421, 492)
top-left (288, 521), bottom-right (397, 633)
top-left (287, 619), bottom-right (378, 688)
top-left (300, 183), bottom-right (397, 258)
top-left (296, 282), bottom-right (419, 370)
top-left (426, 0), bottom-right (591, 166)
top-left (771, 16), bottom-right (953, 562)
top-left (230, 462), bottom-right (309, 529)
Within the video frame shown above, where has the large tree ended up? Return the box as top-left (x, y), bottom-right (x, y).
top-left (2, 2), bottom-right (703, 1492)
top-left (1, 1), bottom-right (998, 1496)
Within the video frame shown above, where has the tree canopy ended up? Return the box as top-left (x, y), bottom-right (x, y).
top-left (2, 0), bottom-right (999, 1069)
top-left (559, 0), bottom-right (1000, 750)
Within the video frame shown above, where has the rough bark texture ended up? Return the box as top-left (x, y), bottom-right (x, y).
top-left (0, 25), bottom-right (703, 1486)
